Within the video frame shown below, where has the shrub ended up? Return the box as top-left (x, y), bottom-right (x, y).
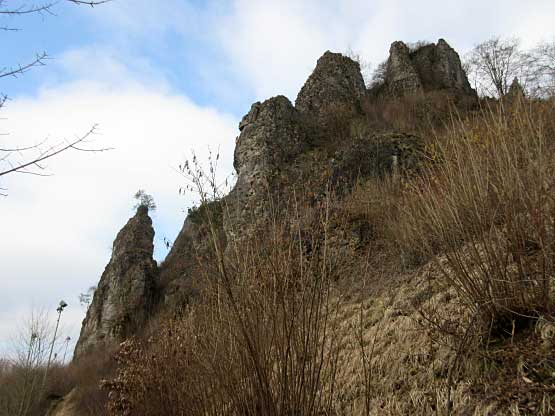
top-left (105, 192), bottom-right (350, 415)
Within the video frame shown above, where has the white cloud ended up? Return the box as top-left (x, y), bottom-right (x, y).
top-left (216, 0), bottom-right (555, 101)
top-left (0, 48), bottom-right (238, 356)
top-left (78, 1), bottom-right (555, 105)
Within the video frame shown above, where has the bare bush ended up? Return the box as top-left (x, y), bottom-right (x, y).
top-left (106, 189), bottom-right (350, 415)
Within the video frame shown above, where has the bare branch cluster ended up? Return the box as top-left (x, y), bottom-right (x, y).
top-left (0, 125), bottom-right (112, 195)
top-left (465, 36), bottom-right (555, 98)
top-left (0, 0), bottom-right (112, 195)
top-left (0, 0), bottom-right (111, 15)
top-left (0, 52), bottom-right (48, 79)
top-left (177, 147), bottom-right (235, 206)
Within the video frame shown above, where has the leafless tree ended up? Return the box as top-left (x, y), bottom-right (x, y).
top-left (465, 36), bottom-right (555, 99)
top-left (529, 40), bottom-right (555, 97)
top-left (0, 0), bottom-right (112, 195)
top-left (465, 37), bottom-right (527, 97)
top-left (369, 60), bottom-right (388, 89)
top-left (0, 308), bottom-right (68, 416)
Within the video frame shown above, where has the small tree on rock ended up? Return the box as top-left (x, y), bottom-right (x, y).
top-left (133, 190), bottom-right (156, 212)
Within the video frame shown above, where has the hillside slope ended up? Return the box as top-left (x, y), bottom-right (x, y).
top-left (63, 38), bottom-right (555, 415)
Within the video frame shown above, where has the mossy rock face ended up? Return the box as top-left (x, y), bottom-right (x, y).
top-left (332, 132), bottom-right (425, 183)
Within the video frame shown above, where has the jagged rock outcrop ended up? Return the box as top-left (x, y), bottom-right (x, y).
top-left (74, 206), bottom-right (158, 359)
top-left (226, 95), bottom-right (310, 241)
top-left (376, 39), bottom-right (476, 99)
top-left (158, 98), bottom-right (310, 305)
top-left (295, 51), bottom-right (366, 118)
top-left (235, 96), bottom-right (308, 192)
top-left (85, 40), bottom-right (471, 320)
top-left (386, 41), bottom-right (423, 96)
top-left (412, 39), bottom-right (475, 94)
top-left (157, 48), bottom-right (429, 306)
top-left (157, 217), bottom-right (203, 310)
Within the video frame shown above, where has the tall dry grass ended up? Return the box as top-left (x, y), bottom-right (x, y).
top-left (396, 98), bottom-right (555, 329)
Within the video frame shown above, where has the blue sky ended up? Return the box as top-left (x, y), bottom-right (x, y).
top-left (0, 1), bottom-right (251, 112)
top-left (2, 0), bottom-right (555, 358)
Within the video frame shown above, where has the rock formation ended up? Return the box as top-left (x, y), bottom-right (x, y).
top-left (158, 203), bottom-right (224, 310)
top-left (227, 96), bottom-right (310, 240)
top-left (76, 38), bottom-right (472, 355)
top-left (157, 54), bottom-right (371, 304)
top-left (386, 41), bottom-right (423, 96)
top-left (375, 39), bottom-right (476, 98)
top-left (295, 51), bottom-right (366, 118)
top-left (74, 205), bottom-right (158, 358)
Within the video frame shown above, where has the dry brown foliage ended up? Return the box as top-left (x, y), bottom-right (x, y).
top-left (105, 193), bottom-right (352, 415)
top-left (97, 96), bottom-right (555, 415)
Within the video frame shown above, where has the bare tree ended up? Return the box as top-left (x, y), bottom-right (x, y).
top-left (0, 308), bottom-right (67, 416)
top-left (465, 37), bottom-right (526, 97)
top-left (369, 60), bottom-right (388, 89)
top-left (529, 40), bottom-right (555, 97)
top-left (0, 0), bottom-right (112, 195)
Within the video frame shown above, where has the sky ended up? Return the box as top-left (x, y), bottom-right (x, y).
top-left (1, 0), bottom-right (555, 358)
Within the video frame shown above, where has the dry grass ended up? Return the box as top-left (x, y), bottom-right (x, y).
top-left (362, 91), bottom-right (475, 135)
top-left (396, 98), bottom-right (555, 327)
top-left (0, 349), bottom-right (113, 416)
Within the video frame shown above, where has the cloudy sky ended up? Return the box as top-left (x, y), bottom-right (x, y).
top-left (1, 0), bottom-right (555, 357)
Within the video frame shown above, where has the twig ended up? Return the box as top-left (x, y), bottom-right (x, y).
top-left (0, 124), bottom-right (113, 178)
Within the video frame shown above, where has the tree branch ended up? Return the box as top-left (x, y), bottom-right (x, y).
top-left (0, 125), bottom-right (113, 178)
top-left (0, 2), bottom-right (57, 15)
top-left (0, 0), bottom-right (111, 16)
top-left (0, 138), bottom-right (49, 152)
top-left (66, 0), bottom-right (112, 6)
top-left (0, 52), bottom-right (48, 79)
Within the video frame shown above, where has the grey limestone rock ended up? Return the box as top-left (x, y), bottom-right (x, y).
top-left (386, 41), bottom-right (423, 97)
top-left (227, 95), bottom-right (309, 241)
top-left (295, 51), bottom-right (366, 118)
top-left (74, 205), bottom-right (157, 359)
top-left (377, 39), bottom-right (476, 98)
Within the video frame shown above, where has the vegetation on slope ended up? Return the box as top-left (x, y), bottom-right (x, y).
top-left (101, 95), bottom-right (555, 415)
